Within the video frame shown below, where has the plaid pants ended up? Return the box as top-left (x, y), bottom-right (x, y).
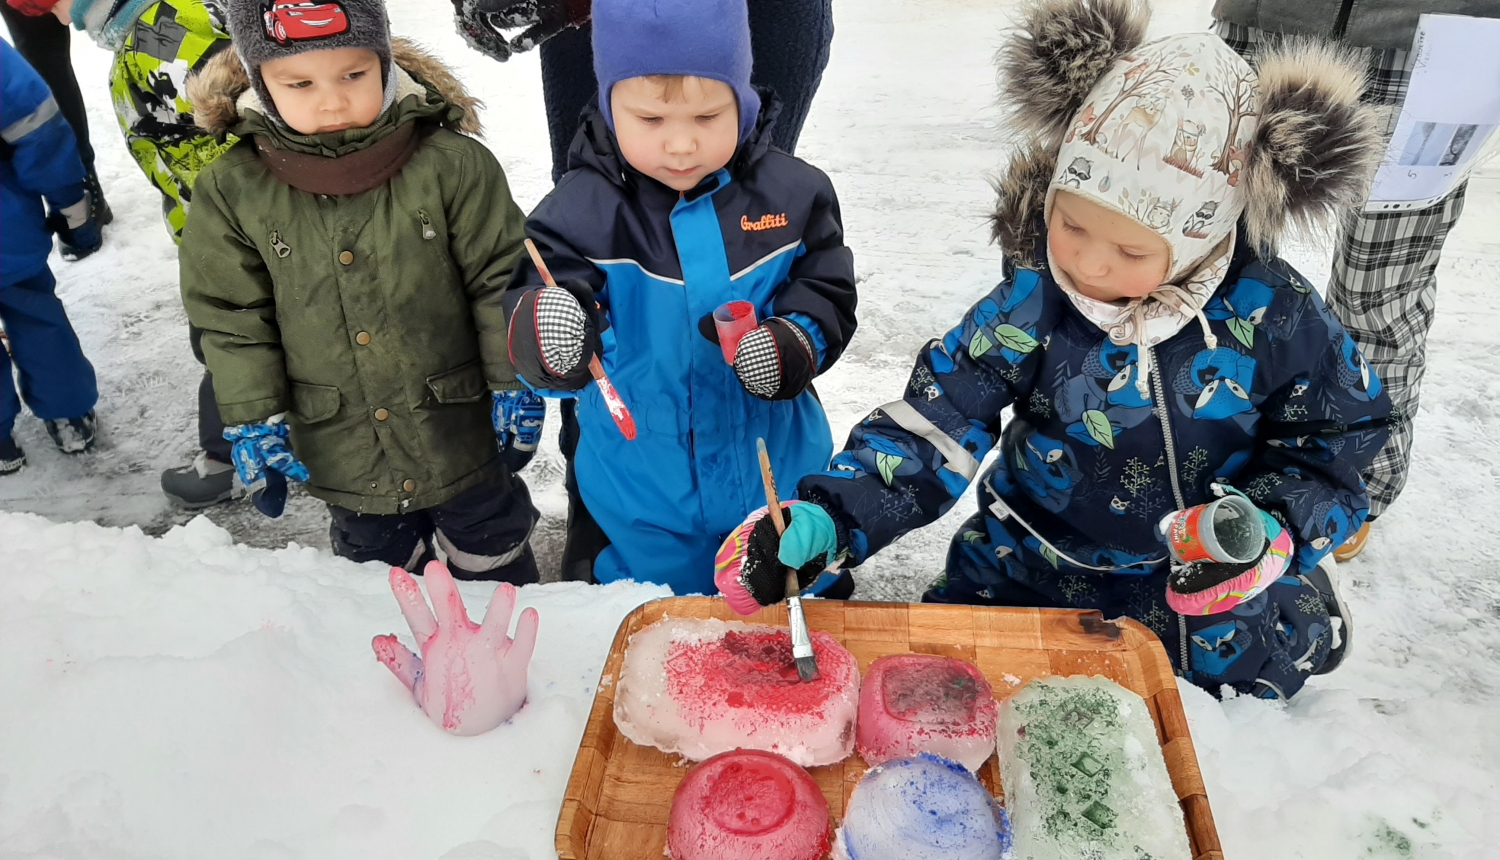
top-left (1217, 22), bottom-right (1470, 519)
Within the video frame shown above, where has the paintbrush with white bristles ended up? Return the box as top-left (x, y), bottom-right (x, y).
top-left (755, 437), bottom-right (818, 682)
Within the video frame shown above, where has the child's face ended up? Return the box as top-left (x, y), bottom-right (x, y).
top-left (1048, 191), bottom-right (1171, 302)
top-left (611, 76), bottom-right (739, 192)
top-left (260, 47), bottom-right (384, 136)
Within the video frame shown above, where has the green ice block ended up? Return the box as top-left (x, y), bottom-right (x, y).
top-left (997, 675), bottom-right (1191, 860)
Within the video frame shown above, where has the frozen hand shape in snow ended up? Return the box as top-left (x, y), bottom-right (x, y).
top-left (371, 561), bottom-right (539, 736)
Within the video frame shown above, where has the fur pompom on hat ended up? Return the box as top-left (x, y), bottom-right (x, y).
top-left (998, 0), bottom-right (1149, 147)
top-left (1242, 38), bottom-right (1382, 256)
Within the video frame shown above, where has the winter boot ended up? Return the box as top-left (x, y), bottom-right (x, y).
top-left (85, 171), bottom-right (114, 226)
top-left (161, 450), bottom-right (241, 508)
top-left (0, 436), bottom-right (24, 475)
top-left (46, 410), bottom-right (96, 454)
top-left (1307, 555), bottom-right (1353, 676)
top-left (1332, 521), bottom-right (1371, 562)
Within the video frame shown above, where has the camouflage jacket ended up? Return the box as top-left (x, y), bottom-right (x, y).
top-left (109, 0), bottom-right (236, 240)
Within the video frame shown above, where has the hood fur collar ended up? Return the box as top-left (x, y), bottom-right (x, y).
top-left (189, 39), bottom-right (483, 137)
top-left (989, 144), bottom-right (1056, 267)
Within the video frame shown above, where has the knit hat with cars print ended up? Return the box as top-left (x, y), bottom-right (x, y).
top-left (224, 0), bottom-right (397, 127)
top-left (993, 0), bottom-right (1381, 393)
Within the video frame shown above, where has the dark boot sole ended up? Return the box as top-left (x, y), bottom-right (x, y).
top-left (163, 489), bottom-right (236, 510)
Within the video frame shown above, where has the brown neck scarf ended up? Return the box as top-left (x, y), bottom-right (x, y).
top-left (253, 122), bottom-right (424, 195)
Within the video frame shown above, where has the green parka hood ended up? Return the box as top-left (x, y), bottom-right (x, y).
top-left (189, 38), bottom-right (483, 144)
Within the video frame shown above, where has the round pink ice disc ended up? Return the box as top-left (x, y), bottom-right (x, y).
top-left (667, 749), bottom-right (830, 860)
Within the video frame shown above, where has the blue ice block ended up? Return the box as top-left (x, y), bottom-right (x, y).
top-left (833, 753), bottom-right (1012, 860)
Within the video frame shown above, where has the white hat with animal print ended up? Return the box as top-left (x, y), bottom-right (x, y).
top-left (1047, 32), bottom-right (1253, 285)
top-left (996, 0), bottom-right (1381, 355)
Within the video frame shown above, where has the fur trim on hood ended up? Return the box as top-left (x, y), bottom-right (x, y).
top-left (989, 144), bottom-right (1056, 267)
top-left (998, 0), bottom-right (1148, 147)
top-left (189, 39), bottom-right (483, 137)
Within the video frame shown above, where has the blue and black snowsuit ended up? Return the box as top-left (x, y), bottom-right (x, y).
top-left (798, 169), bottom-right (1392, 700)
top-left (1, 38), bottom-right (97, 444)
top-left (507, 97), bottom-right (857, 594)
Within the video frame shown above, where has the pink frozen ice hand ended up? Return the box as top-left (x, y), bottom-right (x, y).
top-left (371, 560), bottom-right (540, 736)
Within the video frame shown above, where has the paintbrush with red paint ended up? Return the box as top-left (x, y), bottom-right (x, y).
top-left (523, 239), bottom-right (637, 441)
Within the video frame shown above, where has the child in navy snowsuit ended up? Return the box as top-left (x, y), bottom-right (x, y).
top-left (1, 37), bottom-right (102, 473)
top-left (504, 0), bottom-right (857, 594)
top-left (717, 0), bottom-right (1393, 700)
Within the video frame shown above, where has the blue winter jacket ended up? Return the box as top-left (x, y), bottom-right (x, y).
top-left (1, 38), bottom-right (86, 286)
top-left (800, 216), bottom-right (1393, 595)
top-left (506, 95), bottom-right (858, 594)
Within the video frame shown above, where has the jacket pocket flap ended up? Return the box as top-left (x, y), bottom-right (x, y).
top-left (426, 360), bottom-right (488, 404)
top-left (290, 381), bottom-right (341, 424)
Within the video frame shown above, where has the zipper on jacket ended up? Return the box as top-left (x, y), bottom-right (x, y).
top-left (418, 209), bottom-right (436, 240)
top-left (1148, 346), bottom-right (1192, 676)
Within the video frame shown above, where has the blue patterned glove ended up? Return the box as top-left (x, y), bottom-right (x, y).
top-left (492, 390), bottom-right (545, 472)
top-left (224, 415), bottom-right (309, 518)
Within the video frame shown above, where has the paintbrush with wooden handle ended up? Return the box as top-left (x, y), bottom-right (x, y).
top-left (756, 437), bottom-right (818, 681)
top-left (523, 239), bottom-right (637, 441)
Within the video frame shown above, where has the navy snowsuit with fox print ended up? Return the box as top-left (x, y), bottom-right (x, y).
top-left (798, 232), bottom-right (1391, 699)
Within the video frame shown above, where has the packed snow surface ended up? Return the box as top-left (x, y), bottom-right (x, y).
top-left (612, 617), bottom-right (859, 767)
top-left (4, 0), bottom-right (1500, 856)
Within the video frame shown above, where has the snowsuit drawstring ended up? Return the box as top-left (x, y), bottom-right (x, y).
top-left (1118, 285), bottom-right (1218, 399)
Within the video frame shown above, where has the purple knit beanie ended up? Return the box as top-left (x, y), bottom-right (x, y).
top-left (592, 0), bottom-right (761, 142)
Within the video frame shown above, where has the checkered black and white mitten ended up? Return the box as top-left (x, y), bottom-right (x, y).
top-left (506, 279), bottom-right (603, 392)
top-left (731, 317), bottom-right (818, 401)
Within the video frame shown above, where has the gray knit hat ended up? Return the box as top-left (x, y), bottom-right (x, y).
top-left (225, 0), bottom-right (395, 126)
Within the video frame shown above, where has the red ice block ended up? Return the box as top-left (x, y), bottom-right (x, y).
top-left (855, 654), bottom-right (999, 771)
top-left (666, 749), bottom-right (831, 860)
top-left (613, 618), bottom-right (861, 766)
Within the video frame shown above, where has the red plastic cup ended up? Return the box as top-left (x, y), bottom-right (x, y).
top-left (714, 301), bottom-right (758, 364)
top-left (1158, 494), bottom-right (1265, 565)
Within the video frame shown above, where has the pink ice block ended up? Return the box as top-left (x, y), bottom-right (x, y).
top-left (666, 749), bottom-right (831, 860)
top-left (855, 654), bottom-right (998, 771)
top-left (613, 617), bottom-right (860, 766)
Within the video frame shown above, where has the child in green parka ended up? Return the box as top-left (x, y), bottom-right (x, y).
top-left (179, 0), bottom-right (546, 583)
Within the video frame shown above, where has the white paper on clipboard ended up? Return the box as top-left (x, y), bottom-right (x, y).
top-left (1366, 14), bottom-right (1500, 212)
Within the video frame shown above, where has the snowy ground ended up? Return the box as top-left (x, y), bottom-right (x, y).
top-left (4, 0), bottom-right (1499, 857)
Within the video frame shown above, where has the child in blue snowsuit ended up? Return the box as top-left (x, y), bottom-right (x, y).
top-left (503, 0), bottom-right (857, 594)
top-left (717, 2), bottom-right (1394, 700)
top-left (1, 37), bottom-right (102, 473)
